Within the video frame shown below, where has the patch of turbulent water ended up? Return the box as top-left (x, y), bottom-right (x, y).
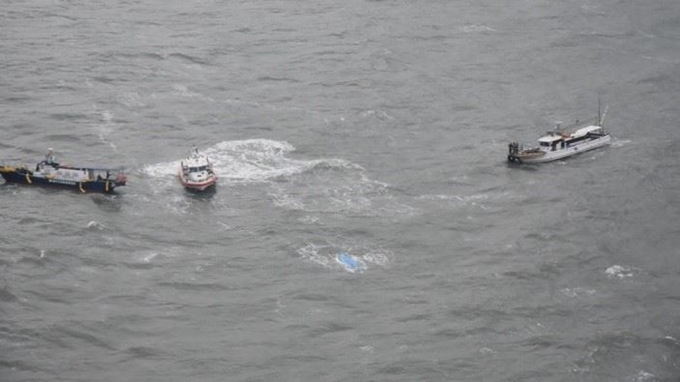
top-left (297, 242), bottom-right (391, 274)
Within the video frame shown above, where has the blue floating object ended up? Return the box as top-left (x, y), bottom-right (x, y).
top-left (336, 252), bottom-right (364, 273)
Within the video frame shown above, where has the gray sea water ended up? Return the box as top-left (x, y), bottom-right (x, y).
top-left (2, 1), bottom-right (680, 381)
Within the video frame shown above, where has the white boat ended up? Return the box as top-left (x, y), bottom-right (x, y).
top-left (178, 146), bottom-right (217, 191)
top-left (508, 106), bottom-right (611, 164)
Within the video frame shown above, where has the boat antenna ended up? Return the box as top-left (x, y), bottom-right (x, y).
top-left (600, 104), bottom-right (609, 127)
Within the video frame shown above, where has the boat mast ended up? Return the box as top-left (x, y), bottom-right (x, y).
top-left (597, 98), bottom-right (608, 128)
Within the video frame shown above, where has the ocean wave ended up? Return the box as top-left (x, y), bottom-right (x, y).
top-left (95, 110), bottom-right (119, 152)
top-left (309, 158), bottom-right (365, 172)
top-left (86, 221), bottom-right (107, 230)
top-left (460, 24), bottom-right (496, 33)
top-left (416, 190), bottom-right (513, 211)
top-left (270, 180), bottom-right (409, 216)
top-left (156, 281), bottom-right (232, 292)
top-left (170, 52), bottom-right (211, 65)
top-left (44, 133), bottom-right (83, 143)
top-left (561, 287), bottom-right (596, 298)
top-left (256, 76), bottom-right (301, 83)
top-left (611, 139), bottom-right (632, 148)
top-left (634, 370), bottom-right (656, 381)
top-left (90, 194), bottom-right (123, 212)
top-left (171, 84), bottom-right (215, 102)
top-left (0, 286), bottom-right (18, 302)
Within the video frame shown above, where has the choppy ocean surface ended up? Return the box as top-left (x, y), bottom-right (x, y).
top-left (2, 1), bottom-right (680, 381)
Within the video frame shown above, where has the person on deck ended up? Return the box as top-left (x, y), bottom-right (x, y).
top-left (45, 148), bottom-right (56, 165)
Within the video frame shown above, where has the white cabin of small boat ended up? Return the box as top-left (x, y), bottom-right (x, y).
top-left (178, 146), bottom-right (217, 190)
top-left (538, 134), bottom-right (564, 145)
top-left (537, 125), bottom-right (607, 149)
top-left (182, 158), bottom-right (210, 173)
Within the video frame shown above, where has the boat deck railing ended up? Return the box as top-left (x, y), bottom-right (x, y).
top-left (508, 141), bottom-right (540, 154)
top-left (554, 116), bottom-right (600, 135)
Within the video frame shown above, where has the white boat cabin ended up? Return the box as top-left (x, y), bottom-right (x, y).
top-left (537, 125), bottom-right (606, 152)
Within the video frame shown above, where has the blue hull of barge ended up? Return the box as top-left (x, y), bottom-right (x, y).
top-left (1, 169), bottom-right (123, 194)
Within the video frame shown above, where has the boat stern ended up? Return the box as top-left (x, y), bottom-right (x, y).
top-left (508, 142), bottom-right (521, 163)
top-left (115, 173), bottom-right (127, 186)
top-left (0, 165), bottom-right (32, 183)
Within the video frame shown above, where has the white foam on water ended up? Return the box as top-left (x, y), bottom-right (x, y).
top-left (417, 194), bottom-right (465, 202)
top-left (605, 265), bottom-right (634, 279)
top-left (133, 247), bottom-right (183, 264)
top-left (141, 139), bottom-right (412, 217)
top-left (611, 139), bottom-right (632, 148)
top-left (272, 171), bottom-right (411, 216)
top-left (362, 250), bottom-right (390, 267)
top-left (141, 252), bottom-right (158, 263)
top-left (416, 191), bottom-right (512, 212)
top-left (479, 347), bottom-right (495, 355)
top-left (297, 215), bottom-right (321, 225)
top-left (360, 109), bottom-right (394, 121)
top-left (95, 110), bottom-right (119, 152)
top-left (270, 192), bottom-right (306, 211)
top-left (460, 24), bottom-right (496, 33)
top-left (164, 195), bottom-right (191, 215)
top-left (171, 84), bottom-right (215, 102)
top-left (120, 92), bottom-right (146, 108)
top-left (142, 139), bottom-right (354, 183)
top-left (141, 159), bottom-right (181, 179)
top-left (297, 243), bottom-right (332, 270)
top-left (359, 345), bottom-right (375, 353)
top-left (561, 287), bottom-right (596, 298)
top-left (634, 370), bottom-right (655, 381)
top-left (86, 220), bottom-right (106, 230)
top-left (101, 110), bottom-right (113, 123)
top-left (211, 140), bottom-right (361, 182)
top-left (297, 243), bottom-right (391, 273)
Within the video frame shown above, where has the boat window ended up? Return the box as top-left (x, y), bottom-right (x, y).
top-left (540, 142), bottom-right (550, 147)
